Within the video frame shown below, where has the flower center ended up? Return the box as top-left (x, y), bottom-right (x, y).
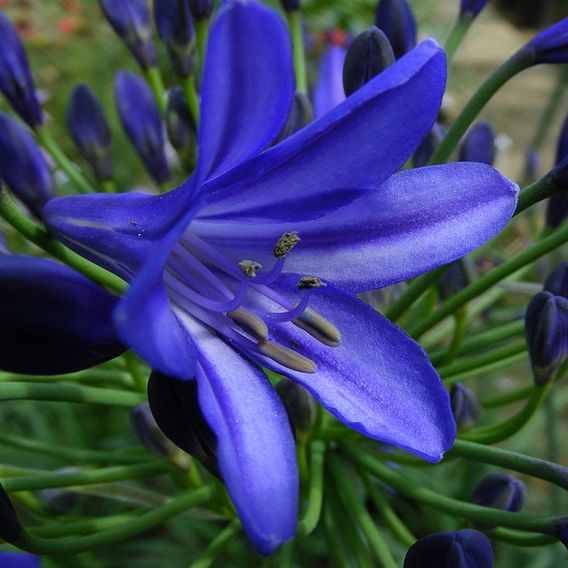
top-left (163, 231), bottom-right (341, 373)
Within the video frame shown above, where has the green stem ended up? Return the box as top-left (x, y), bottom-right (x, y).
top-left (35, 127), bottom-right (96, 194)
top-left (0, 192), bottom-right (127, 294)
top-left (123, 351), bottom-right (147, 393)
top-left (410, 223), bottom-right (568, 338)
top-left (444, 16), bottom-right (471, 63)
top-left (515, 175), bottom-right (557, 216)
top-left (450, 439), bottom-right (568, 492)
top-left (328, 455), bottom-right (398, 568)
top-left (429, 53), bottom-right (529, 165)
top-left (189, 520), bottom-right (241, 568)
top-left (441, 307), bottom-right (468, 365)
top-left (297, 440), bottom-right (325, 536)
top-left (0, 369), bottom-right (133, 388)
top-left (14, 485), bottom-right (215, 555)
top-left (100, 180), bottom-right (116, 193)
top-left (0, 382), bottom-right (144, 408)
top-left (181, 75), bottom-right (200, 128)
top-left (32, 514), bottom-right (135, 538)
top-left (2, 461), bottom-right (170, 492)
top-left (342, 442), bottom-right (561, 536)
top-left (482, 386), bottom-right (533, 408)
top-left (195, 19), bottom-right (210, 71)
top-left (545, 394), bottom-right (562, 516)
top-left (145, 67), bottom-right (167, 114)
top-left (490, 528), bottom-right (558, 547)
top-left (287, 10), bottom-right (308, 94)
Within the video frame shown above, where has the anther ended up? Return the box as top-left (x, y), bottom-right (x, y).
top-left (297, 276), bottom-right (325, 290)
top-left (238, 260), bottom-right (262, 278)
top-left (258, 340), bottom-right (317, 373)
top-left (273, 231), bottom-right (300, 258)
top-left (227, 307), bottom-right (269, 341)
top-left (293, 307), bottom-right (341, 347)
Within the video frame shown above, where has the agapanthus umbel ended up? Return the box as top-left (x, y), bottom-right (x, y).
top-left (43, 0), bottom-right (518, 554)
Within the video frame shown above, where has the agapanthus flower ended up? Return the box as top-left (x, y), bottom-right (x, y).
top-left (313, 45), bottom-right (346, 118)
top-left (459, 121), bottom-right (496, 165)
top-left (44, 0), bottom-right (518, 553)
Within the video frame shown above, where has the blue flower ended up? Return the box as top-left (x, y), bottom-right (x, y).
top-left (459, 121), bottom-right (496, 165)
top-left (520, 17), bottom-right (568, 65)
top-left (0, 553), bottom-right (41, 568)
top-left (44, 0), bottom-right (518, 553)
top-left (313, 46), bottom-right (346, 118)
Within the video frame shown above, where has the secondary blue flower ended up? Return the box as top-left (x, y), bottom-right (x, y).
top-left (114, 71), bottom-right (170, 183)
top-left (404, 529), bottom-right (494, 568)
top-left (0, 553), bottom-right (41, 568)
top-left (459, 121), bottom-right (496, 165)
top-left (99, 0), bottom-right (157, 70)
top-left (520, 17), bottom-right (568, 65)
top-left (154, 0), bottom-right (196, 78)
top-left (460, 0), bottom-right (490, 19)
top-left (450, 382), bottom-right (481, 432)
top-left (0, 13), bottom-right (42, 127)
top-left (0, 113), bottom-right (54, 218)
top-left (471, 472), bottom-right (526, 515)
top-left (44, 0), bottom-right (518, 554)
top-left (313, 46), bottom-right (346, 118)
top-left (67, 84), bottom-right (113, 182)
top-left (544, 261), bottom-right (568, 298)
top-left (375, 0), bottom-right (417, 59)
top-left (0, 255), bottom-right (124, 375)
top-left (188, 0), bottom-right (215, 20)
top-left (546, 111), bottom-right (568, 229)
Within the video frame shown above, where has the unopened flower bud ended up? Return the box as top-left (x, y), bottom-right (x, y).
top-left (544, 262), bottom-right (568, 298)
top-left (0, 13), bottom-right (43, 127)
top-left (374, 0), bottom-right (417, 60)
top-left (450, 383), bottom-right (481, 432)
top-left (99, 0), bottom-right (157, 70)
top-left (40, 470), bottom-right (81, 514)
top-left (555, 517), bottom-right (568, 550)
top-left (275, 378), bottom-right (317, 437)
top-left (437, 258), bottom-right (476, 302)
top-left (413, 123), bottom-right (445, 168)
top-left (166, 86), bottom-right (196, 151)
top-left (279, 0), bottom-right (300, 11)
top-left (188, 0), bottom-right (215, 20)
top-left (546, 112), bottom-right (568, 229)
top-left (343, 27), bottom-right (395, 97)
top-left (0, 482), bottom-right (24, 543)
top-left (525, 291), bottom-right (568, 384)
top-left (459, 122), bottom-right (496, 165)
top-left (275, 92), bottom-right (313, 143)
top-left (518, 18), bottom-right (568, 66)
top-left (404, 529), bottom-right (494, 568)
top-left (148, 372), bottom-right (219, 476)
top-left (154, 0), bottom-right (196, 78)
top-left (114, 71), bottom-right (170, 183)
top-left (67, 84), bottom-right (112, 182)
top-left (0, 113), bottom-right (54, 218)
top-left (460, 0), bottom-right (490, 19)
top-left (524, 147), bottom-right (539, 183)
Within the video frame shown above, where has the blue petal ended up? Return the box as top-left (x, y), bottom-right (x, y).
top-left (313, 46), bottom-right (346, 119)
top-left (256, 277), bottom-right (456, 462)
top-left (0, 254), bottom-right (124, 374)
top-left (196, 162), bottom-right (518, 293)
top-left (183, 316), bottom-right (298, 555)
top-left (200, 39), bottom-right (446, 222)
top-left (197, 0), bottom-right (294, 183)
top-left (0, 552), bottom-right (41, 568)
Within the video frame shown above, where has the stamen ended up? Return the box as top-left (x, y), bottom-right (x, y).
top-left (263, 292), bottom-right (312, 323)
top-left (258, 341), bottom-right (317, 373)
top-left (227, 307), bottom-right (269, 341)
top-left (238, 260), bottom-right (263, 278)
top-left (293, 308), bottom-right (341, 347)
top-left (297, 276), bottom-right (326, 290)
top-left (273, 231), bottom-right (300, 258)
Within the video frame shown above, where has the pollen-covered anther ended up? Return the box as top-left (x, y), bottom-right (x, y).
top-left (227, 307), bottom-right (269, 341)
top-left (293, 307), bottom-right (341, 347)
top-left (258, 340), bottom-right (317, 373)
top-left (273, 231), bottom-right (300, 258)
top-left (238, 259), bottom-right (263, 278)
top-left (297, 276), bottom-right (325, 290)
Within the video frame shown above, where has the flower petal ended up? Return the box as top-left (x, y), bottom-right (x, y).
top-left (313, 46), bottom-right (346, 119)
top-left (255, 277), bottom-right (455, 462)
top-left (196, 162), bottom-right (518, 293)
top-left (199, 38), bottom-right (446, 221)
top-left (178, 315), bottom-right (298, 555)
top-left (197, 0), bottom-right (294, 183)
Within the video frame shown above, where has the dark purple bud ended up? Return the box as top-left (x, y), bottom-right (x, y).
top-left (524, 147), bottom-right (539, 183)
top-left (343, 27), bottom-right (395, 97)
top-left (404, 529), bottom-right (494, 568)
top-left (0, 254), bottom-right (125, 375)
top-left (275, 378), bottom-right (317, 437)
top-left (544, 262), bottom-right (568, 299)
top-left (525, 291), bottom-right (568, 384)
top-left (188, 0), bottom-right (215, 20)
top-left (114, 71), bottom-right (170, 183)
top-left (0, 113), bottom-right (54, 218)
top-left (67, 84), bottom-right (113, 182)
top-left (437, 258), bottom-right (476, 302)
top-left (279, 0), bottom-right (300, 11)
top-left (0, 553), bottom-right (40, 568)
top-left (471, 473), bottom-right (526, 520)
top-left (40, 472), bottom-right (81, 514)
top-left (374, 0), bottom-right (417, 60)
top-left (520, 18), bottom-right (568, 66)
top-left (0, 13), bottom-right (42, 127)
top-left (413, 123), bottom-right (445, 168)
top-left (275, 92), bottom-right (313, 143)
top-left (459, 122), bottom-right (496, 165)
top-left (99, 0), bottom-right (157, 70)
top-left (555, 517), bottom-right (568, 550)
top-left (148, 372), bottom-right (219, 476)
top-left (131, 403), bottom-right (181, 460)
top-left (546, 112), bottom-right (568, 229)
top-left (0, 482), bottom-right (24, 543)
top-left (165, 86), bottom-right (195, 151)
top-left (450, 383), bottom-right (481, 432)
top-left (154, 0), bottom-right (196, 78)
top-left (460, 0), bottom-right (490, 19)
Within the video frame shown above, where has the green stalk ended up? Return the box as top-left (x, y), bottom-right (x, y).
top-left (441, 307), bottom-right (468, 365)
top-left (100, 180), bottom-right (116, 193)
top-left (444, 16), bottom-right (471, 63)
top-left (0, 192), bottom-right (127, 294)
top-left (287, 10), bottom-right (308, 94)
top-left (15, 485), bottom-right (215, 555)
top-left (0, 369), bottom-right (133, 388)
top-left (0, 382), bottom-right (144, 408)
top-left (190, 520), bottom-right (241, 568)
top-left (297, 440), bottom-right (325, 536)
top-left (482, 386), bottom-right (533, 408)
top-left (35, 127), bottom-right (96, 194)
top-left (145, 67), bottom-right (167, 114)
top-left (195, 19), bottom-right (210, 70)
top-left (515, 175), bottom-right (557, 216)
top-left (490, 529), bottom-right (558, 547)
top-left (181, 75), bottom-right (201, 128)
top-left (545, 394), bottom-right (562, 516)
